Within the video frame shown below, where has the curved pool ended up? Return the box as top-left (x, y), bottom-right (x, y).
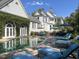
top-left (10, 51), bottom-right (37, 59)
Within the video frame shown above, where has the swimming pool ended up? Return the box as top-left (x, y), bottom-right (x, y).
top-left (10, 51), bottom-right (37, 59)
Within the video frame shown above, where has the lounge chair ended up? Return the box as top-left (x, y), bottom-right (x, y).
top-left (55, 40), bottom-right (72, 48)
top-left (38, 44), bottom-right (79, 59)
top-left (55, 33), bottom-right (72, 40)
top-left (55, 33), bottom-right (72, 48)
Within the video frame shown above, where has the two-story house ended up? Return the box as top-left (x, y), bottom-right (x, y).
top-left (32, 8), bottom-right (64, 33)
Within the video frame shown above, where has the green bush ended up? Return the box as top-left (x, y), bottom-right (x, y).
top-left (0, 43), bottom-right (6, 53)
top-left (72, 40), bottom-right (79, 44)
top-left (31, 32), bottom-right (36, 36)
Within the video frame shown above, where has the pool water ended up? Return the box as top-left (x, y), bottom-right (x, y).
top-left (10, 51), bottom-right (37, 59)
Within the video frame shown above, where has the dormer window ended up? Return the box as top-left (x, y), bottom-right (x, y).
top-left (38, 17), bottom-right (39, 19)
top-left (15, 2), bottom-right (18, 5)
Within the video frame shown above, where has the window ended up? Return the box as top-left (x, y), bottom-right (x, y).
top-left (15, 2), bottom-right (18, 5)
top-left (37, 17), bottom-right (39, 19)
top-left (32, 22), bottom-right (36, 29)
top-left (10, 28), bottom-right (12, 36)
top-left (50, 25), bottom-right (51, 30)
top-left (55, 18), bottom-right (57, 22)
top-left (20, 27), bottom-right (27, 45)
top-left (43, 17), bottom-right (46, 22)
top-left (20, 27), bottom-right (27, 36)
top-left (46, 17), bottom-right (47, 22)
top-left (37, 23), bottom-right (41, 29)
top-left (43, 17), bottom-right (48, 23)
top-left (47, 17), bottom-right (49, 22)
top-left (5, 23), bottom-right (16, 37)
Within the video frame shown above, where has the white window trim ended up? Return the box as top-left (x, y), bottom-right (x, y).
top-left (4, 23), bottom-right (16, 38)
top-left (32, 22), bottom-right (36, 29)
top-left (20, 27), bottom-right (27, 36)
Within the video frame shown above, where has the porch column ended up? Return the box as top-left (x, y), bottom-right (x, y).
top-left (12, 40), bottom-right (13, 48)
top-left (29, 37), bottom-right (32, 47)
top-left (23, 38), bottom-right (26, 45)
top-left (9, 41), bottom-right (11, 49)
top-left (4, 42), bottom-right (7, 49)
top-left (20, 38), bottom-right (22, 45)
top-left (14, 39), bottom-right (16, 48)
top-left (35, 37), bottom-right (38, 46)
top-left (25, 38), bottom-right (27, 44)
top-left (22, 38), bottom-right (24, 45)
top-left (23, 38), bottom-right (25, 45)
top-left (20, 38), bottom-right (23, 45)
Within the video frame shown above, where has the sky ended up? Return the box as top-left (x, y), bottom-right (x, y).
top-left (21, 0), bottom-right (79, 17)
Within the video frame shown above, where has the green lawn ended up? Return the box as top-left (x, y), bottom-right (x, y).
top-left (72, 40), bottom-right (79, 44)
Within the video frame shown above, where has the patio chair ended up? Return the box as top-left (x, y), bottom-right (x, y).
top-left (38, 44), bottom-right (79, 59)
top-left (64, 33), bottom-right (72, 39)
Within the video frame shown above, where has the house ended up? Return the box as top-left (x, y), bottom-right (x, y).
top-left (32, 8), bottom-right (64, 33)
top-left (47, 10), bottom-right (64, 31)
top-left (32, 8), bottom-right (51, 33)
top-left (29, 16), bottom-right (40, 35)
top-left (0, 0), bottom-right (39, 51)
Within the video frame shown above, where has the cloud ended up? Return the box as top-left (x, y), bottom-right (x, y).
top-left (35, 2), bottom-right (43, 5)
top-left (26, 1), bottom-right (49, 6)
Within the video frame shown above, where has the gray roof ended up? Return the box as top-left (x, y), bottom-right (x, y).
top-left (32, 9), bottom-right (56, 20)
top-left (33, 9), bottom-right (58, 22)
top-left (32, 9), bottom-right (48, 17)
top-left (0, 0), bottom-right (13, 9)
top-left (29, 16), bottom-right (40, 23)
top-left (47, 11), bottom-right (56, 17)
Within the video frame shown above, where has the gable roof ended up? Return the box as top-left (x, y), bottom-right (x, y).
top-left (0, 0), bottom-right (40, 23)
top-left (32, 8), bottom-right (48, 17)
top-left (29, 16), bottom-right (40, 23)
top-left (0, 0), bottom-right (13, 9)
top-left (0, 0), bottom-right (29, 18)
top-left (46, 9), bottom-right (57, 18)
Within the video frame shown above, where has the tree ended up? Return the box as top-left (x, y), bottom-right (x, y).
top-left (75, 7), bottom-right (79, 33)
top-left (64, 7), bottom-right (79, 36)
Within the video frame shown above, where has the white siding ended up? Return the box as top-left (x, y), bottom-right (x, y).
top-left (29, 22), bottom-right (39, 34)
top-left (0, 0), bottom-right (29, 18)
